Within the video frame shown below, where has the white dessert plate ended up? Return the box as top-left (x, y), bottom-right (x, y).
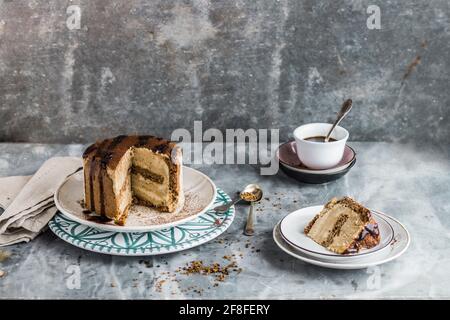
top-left (279, 205), bottom-right (394, 261)
top-left (273, 213), bottom-right (410, 269)
top-left (54, 167), bottom-right (217, 233)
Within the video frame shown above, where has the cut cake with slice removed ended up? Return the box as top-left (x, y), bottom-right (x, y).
top-left (304, 197), bottom-right (380, 254)
top-left (82, 135), bottom-right (183, 225)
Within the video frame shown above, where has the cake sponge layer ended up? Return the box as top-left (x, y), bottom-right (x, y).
top-left (132, 147), bottom-right (170, 180)
top-left (132, 172), bottom-right (169, 206)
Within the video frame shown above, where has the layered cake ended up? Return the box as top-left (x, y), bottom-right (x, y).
top-left (304, 197), bottom-right (380, 254)
top-left (82, 135), bottom-right (183, 225)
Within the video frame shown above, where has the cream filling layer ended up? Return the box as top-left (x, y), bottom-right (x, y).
top-left (307, 210), bottom-right (340, 244)
top-left (131, 172), bottom-right (169, 206)
top-left (132, 147), bottom-right (170, 178)
top-left (328, 210), bottom-right (364, 252)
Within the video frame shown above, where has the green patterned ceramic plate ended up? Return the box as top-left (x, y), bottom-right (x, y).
top-left (48, 188), bottom-right (234, 256)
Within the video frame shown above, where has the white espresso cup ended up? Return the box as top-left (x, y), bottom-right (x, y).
top-left (293, 123), bottom-right (349, 170)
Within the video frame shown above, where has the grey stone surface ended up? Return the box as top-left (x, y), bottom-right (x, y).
top-left (0, 142), bottom-right (450, 299)
top-left (0, 1), bottom-right (449, 143)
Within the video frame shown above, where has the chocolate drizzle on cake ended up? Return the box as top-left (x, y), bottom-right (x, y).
top-left (358, 223), bottom-right (379, 240)
top-left (344, 223), bottom-right (380, 254)
top-left (88, 140), bottom-right (106, 210)
top-left (86, 136), bottom-right (129, 215)
top-left (154, 143), bottom-right (169, 154)
top-left (100, 135), bottom-right (127, 215)
top-left (137, 135), bottom-right (150, 147)
top-left (86, 214), bottom-right (113, 224)
top-left (100, 135), bottom-right (127, 167)
top-left (82, 144), bottom-right (97, 158)
top-left (96, 139), bottom-right (111, 215)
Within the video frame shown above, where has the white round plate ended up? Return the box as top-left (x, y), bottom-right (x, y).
top-left (49, 188), bottom-right (234, 256)
top-left (273, 212), bottom-right (410, 269)
top-left (279, 205), bottom-right (394, 261)
top-left (54, 166), bottom-right (217, 233)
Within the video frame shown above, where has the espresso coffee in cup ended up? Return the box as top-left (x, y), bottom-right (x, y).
top-left (303, 136), bottom-right (337, 143)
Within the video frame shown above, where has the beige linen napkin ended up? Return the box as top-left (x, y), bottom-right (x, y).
top-left (0, 157), bottom-right (82, 246)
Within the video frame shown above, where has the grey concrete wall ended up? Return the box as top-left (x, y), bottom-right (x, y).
top-left (0, 0), bottom-right (449, 143)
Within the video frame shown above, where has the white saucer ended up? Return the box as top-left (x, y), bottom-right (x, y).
top-left (279, 205), bottom-right (394, 261)
top-left (273, 212), bottom-right (410, 269)
top-left (276, 141), bottom-right (356, 174)
top-left (54, 166), bottom-right (217, 233)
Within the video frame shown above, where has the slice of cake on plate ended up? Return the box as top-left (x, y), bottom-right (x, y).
top-left (82, 135), bottom-right (183, 225)
top-left (304, 197), bottom-right (380, 254)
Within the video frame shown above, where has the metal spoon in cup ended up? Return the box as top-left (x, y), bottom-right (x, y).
top-left (324, 99), bottom-right (353, 142)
